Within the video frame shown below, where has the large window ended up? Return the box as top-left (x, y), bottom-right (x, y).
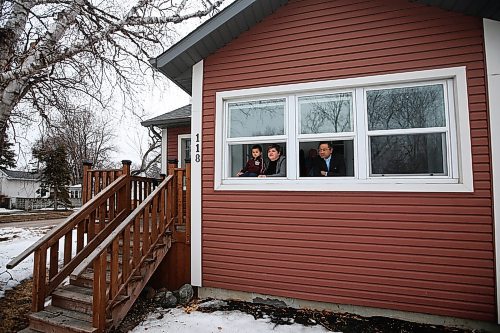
top-left (215, 67), bottom-right (473, 192)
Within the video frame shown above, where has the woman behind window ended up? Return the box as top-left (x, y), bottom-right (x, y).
top-left (259, 143), bottom-right (286, 178)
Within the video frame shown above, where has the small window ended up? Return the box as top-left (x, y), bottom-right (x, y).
top-left (299, 93), bottom-right (353, 134)
top-left (230, 143), bottom-right (287, 177)
top-left (370, 133), bottom-right (447, 176)
top-left (299, 140), bottom-right (355, 177)
top-left (228, 99), bottom-right (286, 138)
top-left (366, 83), bottom-right (448, 176)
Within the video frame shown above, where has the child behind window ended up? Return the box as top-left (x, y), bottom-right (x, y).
top-left (237, 144), bottom-right (265, 177)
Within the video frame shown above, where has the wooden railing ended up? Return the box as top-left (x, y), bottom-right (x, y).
top-left (167, 160), bottom-right (191, 244)
top-left (7, 160), bottom-right (191, 331)
top-left (7, 161), bottom-right (134, 312)
top-left (82, 162), bottom-right (123, 205)
top-left (72, 174), bottom-right (174, 330)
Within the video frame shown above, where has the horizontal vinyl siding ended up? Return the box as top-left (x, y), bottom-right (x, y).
top-left (166, 126), bottom-right (190, 161)
top-left (201, 0), bottom-right (495, 322)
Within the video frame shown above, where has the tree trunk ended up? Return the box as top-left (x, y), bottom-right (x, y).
top-left (0, 78), bottom-right (28, 140)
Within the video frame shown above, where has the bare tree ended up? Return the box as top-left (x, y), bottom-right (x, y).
top-left (0, 0), bottom-right (223, 142)
top-left (48, 104), bottom-right (117, 183)
top-left (130, 125), bottom-right (161, 177)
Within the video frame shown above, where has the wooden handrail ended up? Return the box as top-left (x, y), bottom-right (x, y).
top-left (72, 175), bottom-right (173, 277)
top-left (71, 175), bottom-right (174, 331)
top-left (6, 175), bottom-right (127, 269)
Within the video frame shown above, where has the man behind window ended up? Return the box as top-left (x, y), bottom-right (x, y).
top-left (311, 142), bottom-right (346, 177)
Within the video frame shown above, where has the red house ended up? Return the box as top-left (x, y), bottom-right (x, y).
top-left (15, 1), bottom-right (500, 332)
top-left (145, 0), bottom-right (500, 330)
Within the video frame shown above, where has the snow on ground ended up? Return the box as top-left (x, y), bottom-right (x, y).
top-left (0, 225), bottom-right (78, 298)
top-left (0, 226), bottom-right (51, 298)
top-left (0, 208), bottom-right (25, 214)
top-left (130, 307), bottom-right (334, 333)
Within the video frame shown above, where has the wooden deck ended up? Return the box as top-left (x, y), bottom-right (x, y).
top-left (9, 161), bottom-right (191, 332)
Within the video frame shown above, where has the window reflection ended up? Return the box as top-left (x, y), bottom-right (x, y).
top-left (367, 84), bottom-right (445, 131)
top-left (370, 133), bottom-right (447, 175)
top-left (228, 99), bottom-right (285, 138)
top-left (299, 93), bottom-right (353, 134)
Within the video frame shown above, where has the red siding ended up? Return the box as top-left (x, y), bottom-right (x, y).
top-left (167, 126), bottom-right (190, 161)
top-left (201, 0), bottom-right (494, 321)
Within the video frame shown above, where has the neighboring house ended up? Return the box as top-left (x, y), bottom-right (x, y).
top-left (68, 183), bottom-right (82, 207)
top-left (0, 169), bottom-right (45, 206)
top-left (141, 104), bottom-right (191, 169)
top-left (146, 0), bottom-right (500, 329)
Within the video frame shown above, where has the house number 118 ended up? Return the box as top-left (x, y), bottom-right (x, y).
top-left (195, 133), bottom-right (201, 163)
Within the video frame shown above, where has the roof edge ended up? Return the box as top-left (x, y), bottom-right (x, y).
top-left (155, 0), bottom-right (259, 69)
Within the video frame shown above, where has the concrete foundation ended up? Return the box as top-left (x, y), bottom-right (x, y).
top-left (198, 287), bottom-right (499, 333)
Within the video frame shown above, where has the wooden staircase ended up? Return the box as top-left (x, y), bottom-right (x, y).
top-left (8, 161), bottom-right (191, 333)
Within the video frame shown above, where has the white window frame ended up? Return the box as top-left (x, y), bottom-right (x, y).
top-left (214, 67), bottom-right (473, 192)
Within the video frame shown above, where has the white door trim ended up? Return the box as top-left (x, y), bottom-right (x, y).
top-left (161, 128), bottom-right (168, 174)
top-left (484, 18), bottom-right (500, 324)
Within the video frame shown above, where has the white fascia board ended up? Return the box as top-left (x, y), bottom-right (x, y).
top-left (191, 60), bottom-right (203, 287)
top-left (484, 18), bottom-right (500, 325)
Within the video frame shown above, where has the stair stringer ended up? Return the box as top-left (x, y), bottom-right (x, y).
top-left (107, 232), bottom-right (173, 330)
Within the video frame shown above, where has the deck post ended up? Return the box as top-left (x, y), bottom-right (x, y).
top-left (121, 160), bottom-right (132, 213)
top-left (168, 159), bottom-right (178, 225)
top-left (185, 159), bottom-right (191, 245)
top-left (82, 161), bottom-right (93, 205)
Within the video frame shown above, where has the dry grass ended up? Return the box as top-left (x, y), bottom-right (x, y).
top-left (0, 279), bottom-right (32, 333)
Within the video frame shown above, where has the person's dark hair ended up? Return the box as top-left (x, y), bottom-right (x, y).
top-left (267, 143), bottom-right (281, 154)
top-left (318, 141), bottom-right (333, 150)
top-left (251, 144), bottom-right (262, 152)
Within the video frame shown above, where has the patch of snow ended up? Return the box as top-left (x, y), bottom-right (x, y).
top-left (0, 227), bottom-right (80, 298)
top-left (130, 308), bottom-right (334, 333)
top-left (0, 208), bottom-right (24, 214)
top-left (0, 227), bottom-right (50, 298)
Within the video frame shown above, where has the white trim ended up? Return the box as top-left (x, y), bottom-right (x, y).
top-left (484, 18), bottom-right (500, 325)
top-left (161, 128), bottom-right (168, 174)
top-left (191, 60), bottom-right (203, 287)
top-left (215, 67), bottom-right (473, 192)
top-left (177, 134), bottom-right (191, 168)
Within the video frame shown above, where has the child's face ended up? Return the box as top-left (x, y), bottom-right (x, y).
top-left (252, 148), bottom-right (261, 158)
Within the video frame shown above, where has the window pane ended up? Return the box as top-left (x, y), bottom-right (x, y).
top-left (370, 133), bottom-right (447, 175)
top-left (299, 93), bottom-right (353, 134)
top-left (367, 84), bottom-right (446, 130)
top-left (229, 143), bottom-right (286, 177)
top-left (299, 140), bottom-right (354, 177)
top-left (228, 99), bottom-right (285, 137)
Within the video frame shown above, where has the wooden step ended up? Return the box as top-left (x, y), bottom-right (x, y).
top-left (51, 285), bottom-right (94, 315)
top-left (70, 269), bottom-right (110, 288)
top-left (28, 305), bottom-right (97, 333)
top-left (52, 284), bottom-right (129, 315)
top-left (17, 328), bottom-right (39, 333)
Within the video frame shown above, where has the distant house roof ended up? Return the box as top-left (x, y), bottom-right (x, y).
top-left (151, 0), bottom-right (500, 94)
top-left (141, 104), bottom-right (191, 128)
top-left (1, 169), bottom-right (41, 180)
